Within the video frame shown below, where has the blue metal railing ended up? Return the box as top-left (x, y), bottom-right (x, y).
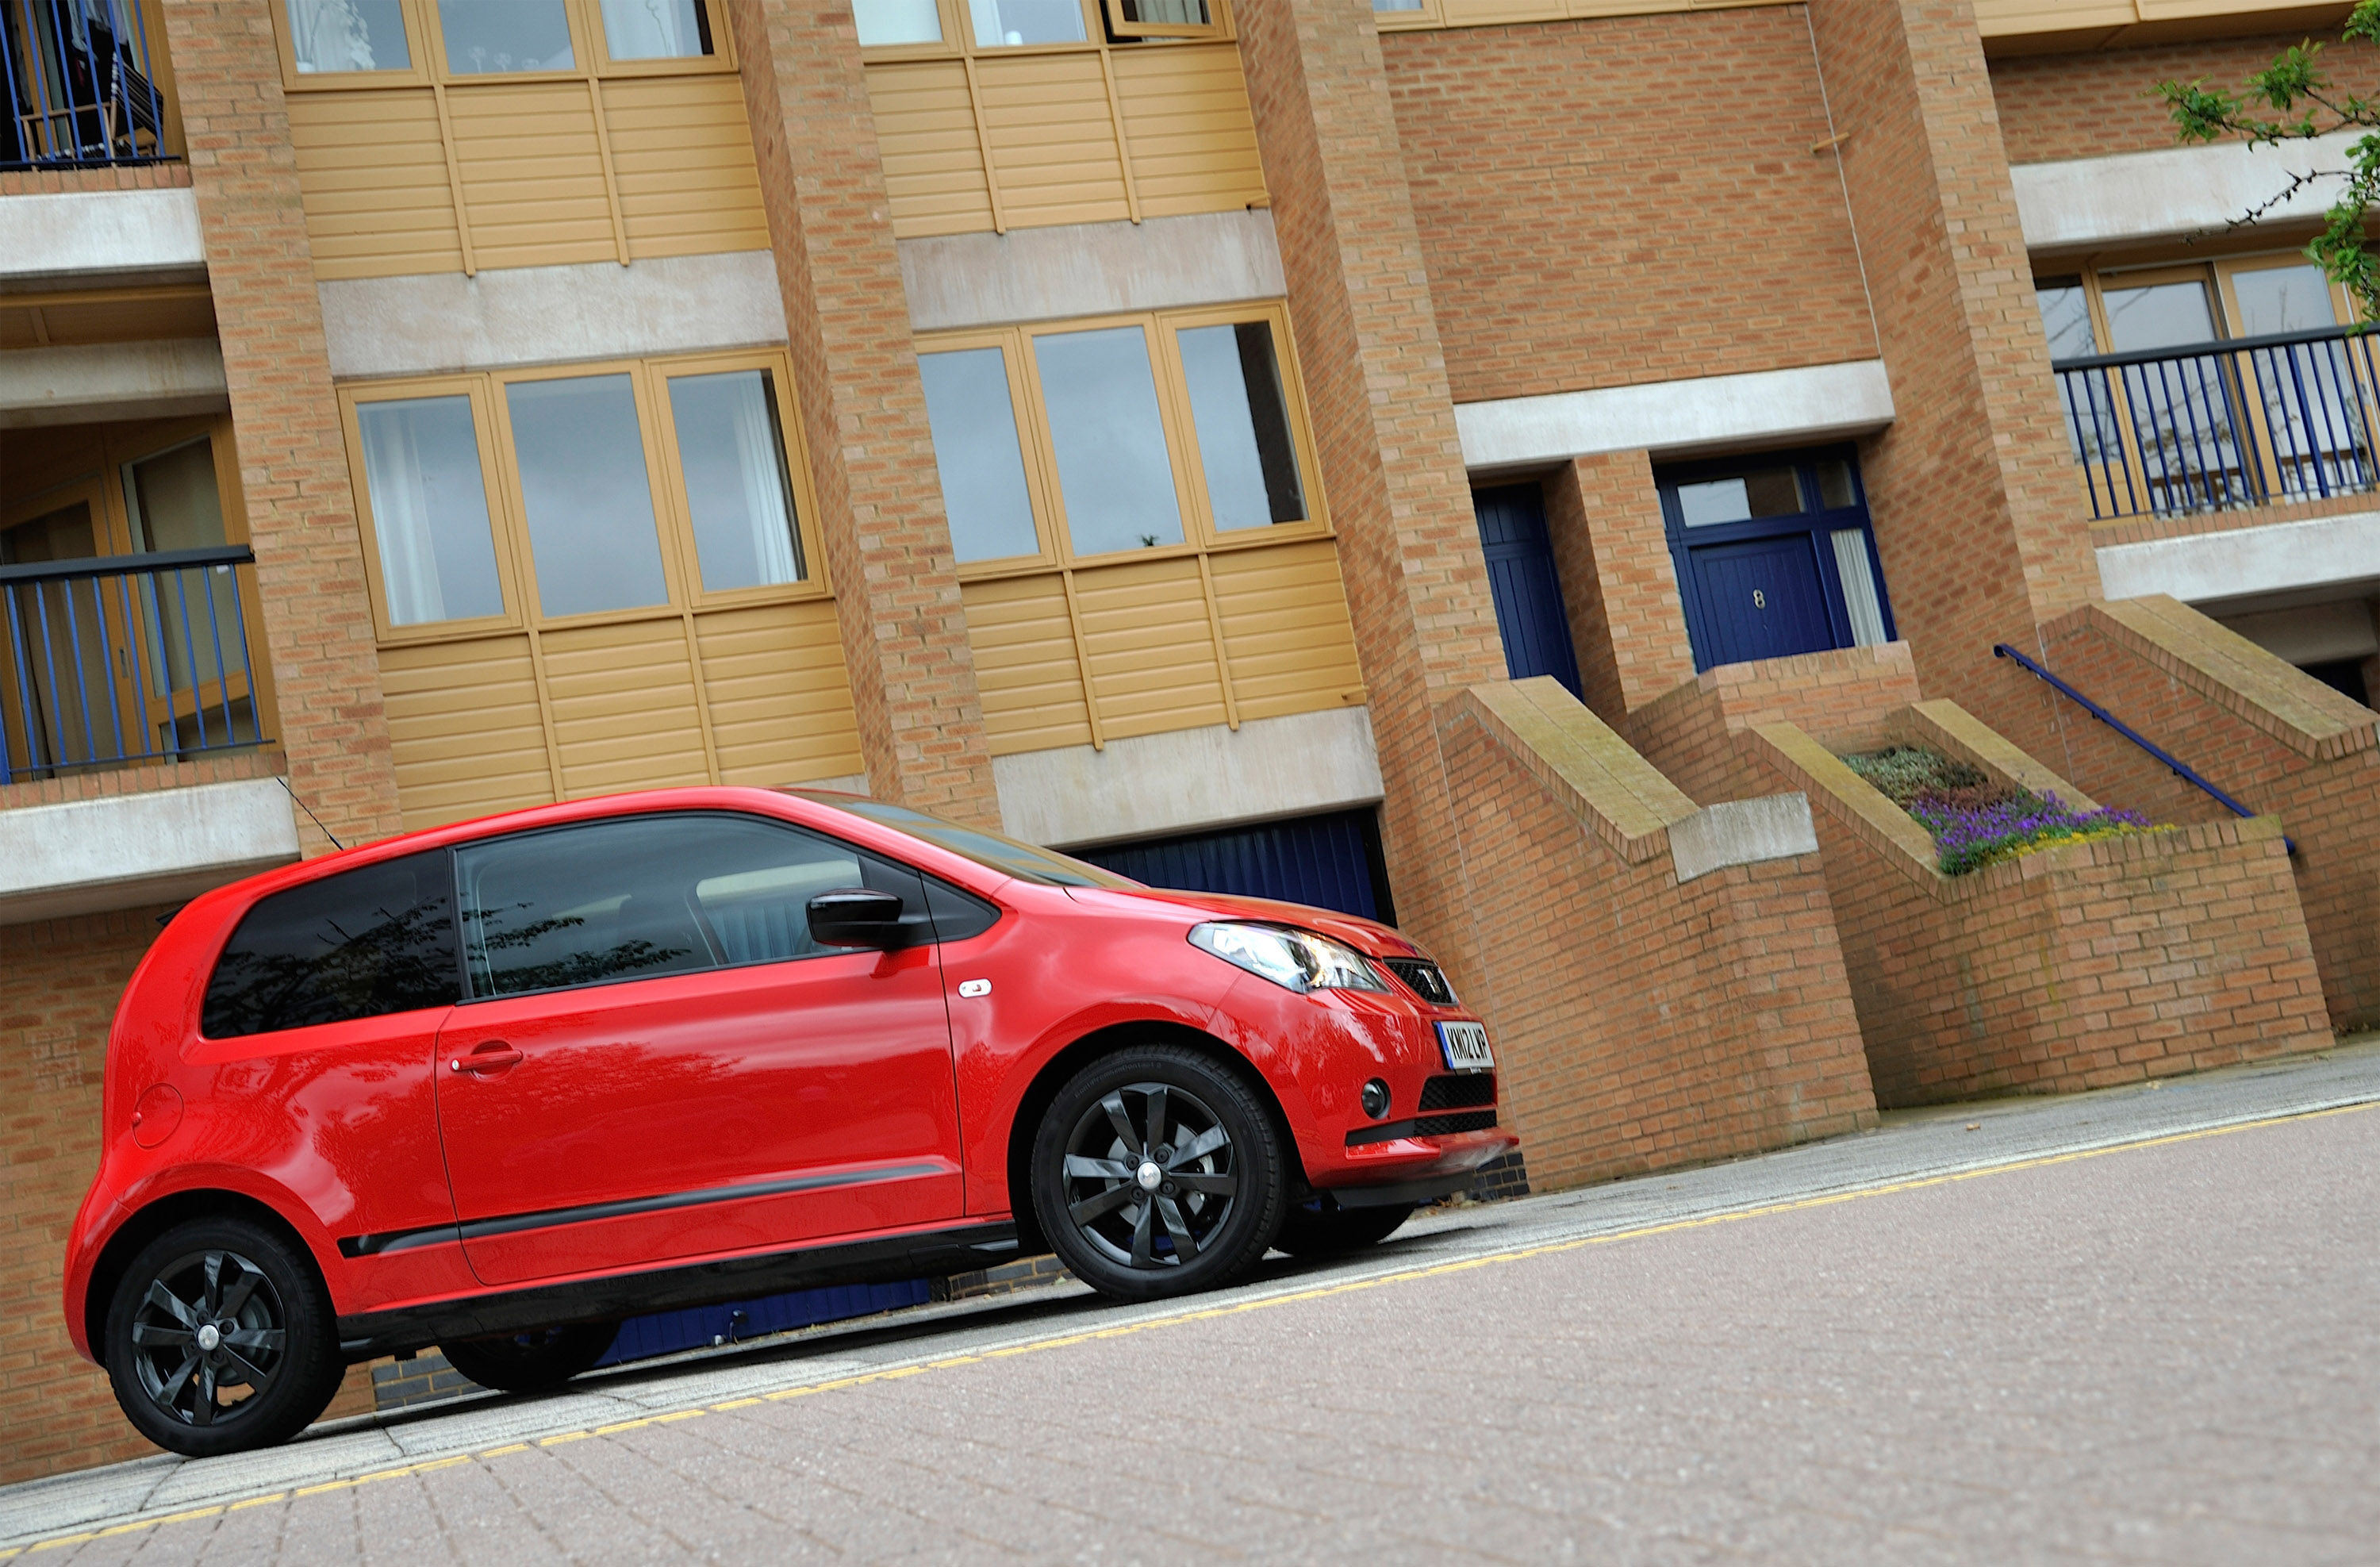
top-left (2051, 324), bottom-right (2380, 520)
top-left (2, 0), bottom-right (167, 169)
top-left (1994, 642), bottom-right (2290, 854)
top-left (1, 546), bottom-right (269, 785)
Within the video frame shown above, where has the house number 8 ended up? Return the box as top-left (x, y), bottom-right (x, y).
top-left (1752, 589), bottom-right (1767, 609)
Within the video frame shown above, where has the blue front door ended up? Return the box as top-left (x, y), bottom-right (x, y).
top-left (1683, 535), bottom-right (1835, 666)
top-left (1472, 484), bottom-right (1583, 698)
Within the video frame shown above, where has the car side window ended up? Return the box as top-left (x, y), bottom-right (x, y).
top-left (202, 851), bottom-right (459, 1039)
top-left (455, 814), bottom-right (927, 1000)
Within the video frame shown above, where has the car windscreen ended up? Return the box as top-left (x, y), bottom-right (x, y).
top-left (782, 792), bottom-right (1141, 890)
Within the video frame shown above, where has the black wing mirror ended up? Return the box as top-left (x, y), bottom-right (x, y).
top-left (807, 888), bottom-right (929, 950)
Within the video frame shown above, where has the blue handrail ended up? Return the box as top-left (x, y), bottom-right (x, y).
top-left (1994, 643), bottom-right (2292, 855)
top-left (1, 546), bottom-right (270, 785)
top-left (2, 0), bottom-right (168, 170)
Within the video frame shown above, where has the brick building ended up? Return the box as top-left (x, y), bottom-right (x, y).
top-left (3, 0), bottom-right (2374, 1480)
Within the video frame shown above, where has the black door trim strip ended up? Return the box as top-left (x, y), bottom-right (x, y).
top-left (338, 1162), bottom-right (949, 1258)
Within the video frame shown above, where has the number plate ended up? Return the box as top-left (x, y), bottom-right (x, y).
top-left (1436, 1020), bottom-right (1494, 1073)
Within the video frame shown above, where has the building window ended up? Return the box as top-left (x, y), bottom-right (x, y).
top-left (595, 0), bottom-right (711, 59)
top-left (1657, 447), bottom-right (1894, 674)
top-left (285, 0), bottom-right (414, 72)
top-left (916, 303), bottom-right (1319, 571)
top-left (274, 0), bottom-right (724, 86)
top-left (856, 0), bottom-right (1234, 56)
top-left (855, 0), bottom-right (945, 46)
top-left (1104, 0), bottom-right (1223, 40)
top-left (340, 350), bottom-right (821, 638)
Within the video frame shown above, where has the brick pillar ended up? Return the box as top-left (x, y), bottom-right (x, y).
top-left (1236, 0), bottom-right (1507, 967)
top-left (158, 0), bottom-right (401, 852)
top-left (1806, 0), bottom-right (2101, 762)
top-left (1542, 451), bottom-right (1698, 726)
top-left (725, 0), bottom-right (1000, 826)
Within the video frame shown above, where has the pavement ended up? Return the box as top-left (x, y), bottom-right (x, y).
top-left (7, 1038), bottom-right (2380, 1561)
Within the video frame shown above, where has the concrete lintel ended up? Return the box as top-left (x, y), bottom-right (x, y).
top-left (994, 707), bottom-right (1383, 849)
top-left (1453, 360), bottom-right (1895, 474)
top-left (0, 778), bottom-right (301, 925)
top-left (900, 211), bottom-right (1287, 333)
top-left (319, 252), bottom-right (792, 380)
top-left (2013, 133), bottom-right (2359, 253)
top-left (0, 188), bottom-right (206, 282)
top-left (0, 340), bottom-right (228, 428)
top-left (2097, 509), bottom-right (2380, 608)
top-left (1669, 793), bottom-right (1821, 885)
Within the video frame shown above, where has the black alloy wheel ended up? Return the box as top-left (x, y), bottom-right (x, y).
top-left (1272, 1196), bottom-right (1416, 1258)
top-left (1031, 1044), bottom-right (1284, 1300)
top-left (104, 1216), bottom-right (344, 1458)
top-left (440, 1320), bottom-right (620, 1393)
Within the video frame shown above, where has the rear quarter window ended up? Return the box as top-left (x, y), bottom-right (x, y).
top-left (201, 852), bottom-right (459, 1039)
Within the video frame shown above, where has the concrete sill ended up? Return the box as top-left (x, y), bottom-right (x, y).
top-left (0, 778), bottom-right (300, 926)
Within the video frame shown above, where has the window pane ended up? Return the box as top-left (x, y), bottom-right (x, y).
top-left (439, 0), bottom-right (574, 73)
top-left (1831, 529), bottom-right (1887, 647)
top-left (669, 370), bottom-right (804, 592)
top-left (203, 853), bottom-right (458, 1038)
top-left (919, 348), bottom-right (1042, 563)
top-left (598, 0), bottom-right (710, 57)
top-left (2035, 279), bottom-right (2098, 360)
top-left (1675, 466), bottom-right (1803, 528)
top-left (505, 374), bottom-right (670, 616)
top-left (967, 0), bottom-right (1085, 47)
top-left (458, 814), bottom-right (916, 996)
top-left (355, 397), bottom-right (506, 625)
top-left (2102, 280), bottom-right (2217, 353)
top-left (1119, 0), bottom-right (1210, 22)
top-left (286, 0), bottom-right (412, 71)
top-left (855, 0), bottom-right (943, 45)
top-left (1814, 458), bottom-right (1856, 510)
top-left (1032, 326), bottom-right (1184, 555)
top-left (1373, 0), bottom-right (1425, 10)
top-left (1179, 321), bottom-right (1306, 531)
top-left (2232, 264), bottom-right (2338, 336)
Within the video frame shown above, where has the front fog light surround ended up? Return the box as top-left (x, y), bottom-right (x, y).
top-left (1188, 922), bottom-right (1391, 995)
top-left (1361, 1078), bottom-right (1392, 1120)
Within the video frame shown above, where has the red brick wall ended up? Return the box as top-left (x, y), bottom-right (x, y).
top-left (0, 165), bottom-right (193, 196)
top-left (159, 0), bottom-right (401, 853)
top-left (1541, 453), bottom-right (1699, 726)
top-left (1990, 32), bottom-right (2310, 167)
top-left (1237, 0), bottom-right (1509, 980)
top-left (1439, 687), bottom-right (1875, 1189)
top-left (1383, 6), bottom-right (1877, 405)
top-left (727, 0), bottom-right (1001, 826)
top-left (1625, 642), bottom-right (1925, 806)
top-left (2037, 595), bottom-right (2380, 1031)
top-left (1806, 0), bottom-right (2098, 766)
top-left (0, 749), bottom-right (282, 815)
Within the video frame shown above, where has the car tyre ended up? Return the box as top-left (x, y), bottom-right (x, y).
top-left (440, 1321), bottom-right (619, 1392)
top-left (102, 1215), bottom-right (346, 1458)
top-left (1031, 1043), bottom-right (1285, 1301)
top-left (1273, 1197), bottom-right (1416, 1258)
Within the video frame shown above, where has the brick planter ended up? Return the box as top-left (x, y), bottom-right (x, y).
top-left (1750, 705), bottom-right (2332, 1107)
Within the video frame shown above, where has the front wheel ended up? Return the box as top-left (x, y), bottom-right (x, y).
top-left (1031, 1044), bottom-right (1285, 1301)
top-left (440, 1321), bottom-right (619, 1392)
top-left (103, 1216), bottom-right (346, 1458)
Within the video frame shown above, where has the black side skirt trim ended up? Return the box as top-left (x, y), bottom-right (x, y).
top-left (340, 1162), bottom-right (949, 1259)
top-left (336, 1221), bottom-right (1023, 1359)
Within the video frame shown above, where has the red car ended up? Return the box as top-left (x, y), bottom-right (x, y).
top-left (63, 787), bottom-right (1511, 1456)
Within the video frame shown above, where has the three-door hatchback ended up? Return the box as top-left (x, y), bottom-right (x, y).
top-left (65, 787), bottom-right (1512, 1456)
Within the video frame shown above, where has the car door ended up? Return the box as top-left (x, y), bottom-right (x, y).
top-left (433, 811), bottom-right (963, 1288)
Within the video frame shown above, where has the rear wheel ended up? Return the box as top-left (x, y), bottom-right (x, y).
top-left (440, 1321), bottom-right (618, 1392)
top-left (1273, 1197), bottom-right (1416, 1258)
top-left (1031, 1044), bottom-right (1284, 1301)
top-left (103, 1216), bottom-right (345, 1458)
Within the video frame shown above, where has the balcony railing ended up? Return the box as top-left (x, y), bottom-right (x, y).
top-left (2050, 324), bottom-right (2380, 520)
top-left (2, 0), bottom-right (167, 169)
top-left (2, 547), bottom-right (269, 785)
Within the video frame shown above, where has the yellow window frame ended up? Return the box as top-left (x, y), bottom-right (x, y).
top-left (272, 0), bottom-right (739, 93)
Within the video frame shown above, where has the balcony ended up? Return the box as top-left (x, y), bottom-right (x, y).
top-left (2, 0), bottom-right (167, 170)
top-left (2, 545), bottom-right (269, 785)
top-left (2051, 324), bottom-right (2380, 522)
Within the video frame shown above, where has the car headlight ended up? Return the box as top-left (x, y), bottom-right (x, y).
top-left (1188, 922), bottom-right (1390, 995)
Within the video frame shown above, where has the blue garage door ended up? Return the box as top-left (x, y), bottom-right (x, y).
top-left (1472, 484), bottom-right (1585, 697)
top-left (1074, 808), bottom-right (1395, 923)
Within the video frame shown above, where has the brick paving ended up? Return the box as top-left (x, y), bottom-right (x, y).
top-left (8, 1041), bottom-right (2380, 1561)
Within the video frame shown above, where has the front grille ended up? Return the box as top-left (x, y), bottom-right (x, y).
top-left (1417, 1073), bottom-right (1495, 1112)
top-left (1383, 957), bottom-right (1456, 1006)
top-left (1411, 1109), bottom-right (1499, 1138)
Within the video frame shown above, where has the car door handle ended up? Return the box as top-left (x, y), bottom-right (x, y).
top-left (450, 1044), bottom-right (524, 1075)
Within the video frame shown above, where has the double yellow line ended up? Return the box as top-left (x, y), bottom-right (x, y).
top-left (10, 1097), bottom-right (2370, 1558)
